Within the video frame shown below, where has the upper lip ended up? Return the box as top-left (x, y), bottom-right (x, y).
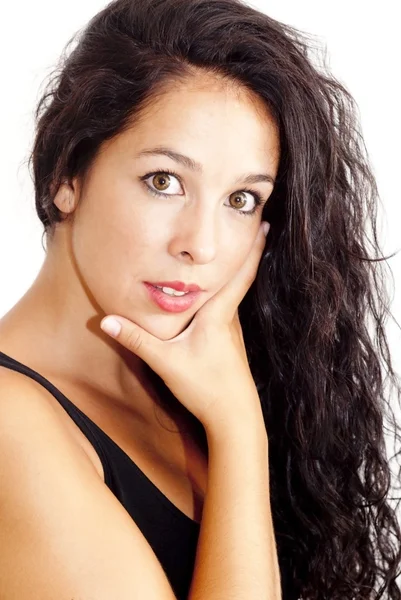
top-left (147, 281), bottom-right (203, 292)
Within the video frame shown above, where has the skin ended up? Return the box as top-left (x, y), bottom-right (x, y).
top-left (0, 72), bottom-right (280, 444)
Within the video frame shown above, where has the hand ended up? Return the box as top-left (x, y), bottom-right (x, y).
top-left (100, 221), bottom-right (270, 431)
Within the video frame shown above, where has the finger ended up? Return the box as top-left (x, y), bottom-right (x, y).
top-left (201, 220), bottom-right (270, 323)
top-left (100, 315), bottom-right (166, 373)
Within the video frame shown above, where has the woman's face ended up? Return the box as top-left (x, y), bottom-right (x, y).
top-left (54, 75), bottom-right (280, 341)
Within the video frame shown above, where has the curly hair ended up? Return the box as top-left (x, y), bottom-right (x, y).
top-left (27, 0), bottom-right (401, 597)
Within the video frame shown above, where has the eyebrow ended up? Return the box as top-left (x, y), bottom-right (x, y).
top-left (136, 146), bottom-right (275, 186)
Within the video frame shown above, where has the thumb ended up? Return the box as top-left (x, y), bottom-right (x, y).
top-left (100, 315), bottom-right (164, 369)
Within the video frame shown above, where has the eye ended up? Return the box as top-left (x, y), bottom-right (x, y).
top-left (141, 169), bottom-right (183, 196)
top-left (139, 169), bottom-right (264, 218)
top-left (226, 190), bottom-right (263, 217)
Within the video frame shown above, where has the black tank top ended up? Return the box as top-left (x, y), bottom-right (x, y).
top-left (0, 350), bottom-right (300, 600)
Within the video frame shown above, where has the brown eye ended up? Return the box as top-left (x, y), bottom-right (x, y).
top-left (140, 169), bottom-right (263, 218)
top-left (228, 190), bottom-right (261, 214)
top-left (142, 171), bottom-right (183, 195)
top-left (152, 173), bottom-right (171, 191)
top-left (228, 191), bottom-right (254, 212)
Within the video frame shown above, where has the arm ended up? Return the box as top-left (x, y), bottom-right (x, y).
top-left (188, 396), bottom-right (282, 600)
top-left (0, 373), bottom-right (178, 600)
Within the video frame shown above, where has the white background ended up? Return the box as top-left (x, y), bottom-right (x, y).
top-left (1, 0), bottom-right (400, 503)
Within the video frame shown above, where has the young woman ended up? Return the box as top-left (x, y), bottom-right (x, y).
top-left (0, 0), bottom-right (400, 598)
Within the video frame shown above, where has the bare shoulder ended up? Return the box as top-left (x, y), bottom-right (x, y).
top-left (0, 362), bottom-right (70, 417)
top-left (0, 364), bottom-right (95, 470)
top-left (0, 364), bottom-right (105, 478)
top-left (0, 364), bottom-right (67, 438)
top-left (0, 365), bottom-right (178, 599)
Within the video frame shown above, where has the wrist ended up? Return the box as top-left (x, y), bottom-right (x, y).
top-left (204, 399), bottom-right (268, 448)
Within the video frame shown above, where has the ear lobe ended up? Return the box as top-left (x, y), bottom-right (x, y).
top-left (52, 180), bottom-right (77, 214)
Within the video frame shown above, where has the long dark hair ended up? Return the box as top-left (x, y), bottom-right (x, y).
top-left (28, 0), bottom-right (401, 597)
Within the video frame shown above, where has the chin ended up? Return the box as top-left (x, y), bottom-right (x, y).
top-left (135, 311), bottom-right (195, 341)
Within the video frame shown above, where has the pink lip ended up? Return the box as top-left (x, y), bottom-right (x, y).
top-left (143, 282), bottom-right (202, 313)
top-left (147, 280), bottom-right (203, 293)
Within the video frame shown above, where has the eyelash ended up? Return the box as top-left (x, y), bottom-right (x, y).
top-left (139, 168), bottom-right (264, 218)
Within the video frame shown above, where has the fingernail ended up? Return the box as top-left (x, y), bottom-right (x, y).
top-left (101, 317), bottom-right (122, 337)
top-left (262, 222), bottom-right (270, 236)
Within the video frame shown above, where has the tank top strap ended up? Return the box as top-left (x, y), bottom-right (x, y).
top-left (0, 350), bottom-right (114, 486)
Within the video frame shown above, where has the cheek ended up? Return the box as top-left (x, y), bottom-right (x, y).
top-left (220, 235), bottom-right (256, 281)
top-left (71, 203), bottom-right (157, 313)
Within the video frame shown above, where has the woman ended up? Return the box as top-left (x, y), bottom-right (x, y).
top-left (0, 0), bottom-right (400, 598)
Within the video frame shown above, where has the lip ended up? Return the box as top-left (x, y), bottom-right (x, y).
top-left (143, 282), bottom-right (202, 313)
top-left (147, 280), bottom-right (203, 293)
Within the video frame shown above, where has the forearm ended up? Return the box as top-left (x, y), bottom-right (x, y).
top-left (188, 410), bottom-right (282, 600)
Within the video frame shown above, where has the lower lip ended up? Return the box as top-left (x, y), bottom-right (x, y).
top-left (143, 282), bottom-right (202, 313)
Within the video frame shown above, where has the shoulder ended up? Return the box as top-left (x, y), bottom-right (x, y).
top-left (0, 365), bottom-right (101, 477)
top-left (0, 366), bottom-right (178, 599)
top-left (0, 362), bottom-right (63, 423)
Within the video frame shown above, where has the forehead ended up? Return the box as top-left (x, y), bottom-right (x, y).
top-left (103, 73), bottom-right (280, 171)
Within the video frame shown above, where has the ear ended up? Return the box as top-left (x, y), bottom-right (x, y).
top-left (52, 179), bottom-right (78, 215)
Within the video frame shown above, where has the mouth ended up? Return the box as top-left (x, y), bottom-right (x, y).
top-left (147, 281), bottom-right (203, 293)
top-left (143, 282), bottom-right (203, 313)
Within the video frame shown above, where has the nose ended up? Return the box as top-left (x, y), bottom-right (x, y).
top-left (168, 202), bottom-right (218, 264)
